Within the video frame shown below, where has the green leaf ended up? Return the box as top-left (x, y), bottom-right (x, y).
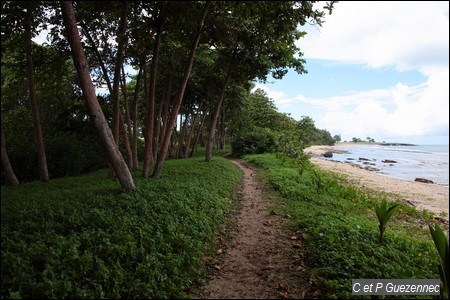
top-left (383, 204), bottom-right (400, 226)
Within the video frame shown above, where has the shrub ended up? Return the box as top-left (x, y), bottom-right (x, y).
top-left (231, 126), bottom-right (277, 158)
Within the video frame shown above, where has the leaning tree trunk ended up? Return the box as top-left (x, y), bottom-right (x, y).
top-left (61, 1), bottom-right (135, 191)
top-left (142, 21), bottom-right (162, 178)
top-left (108, 1), bottom-right (128, 179)
top-left (184, 99), bottom-right (203, 158)
top-left (219, 103), bottom-right (226, 149)
top-left (1, 125), bottom-right (19, 187)
top-left (151, 1), bottom-right (211, 178)
top-left (156, 74), bottom-right (173, 161)
top-left (131, 60), bottom-right (144, 171)
top-left (82, 18), bottom-right (133, 171)
top-left (120, 65), bottom-right (133, 167)
top-left (190, 109), bottom-right (207, 158)
top-left (25, 4), bottom-right (49, 182)
top-left (205, 69), bottom-right (231, 162)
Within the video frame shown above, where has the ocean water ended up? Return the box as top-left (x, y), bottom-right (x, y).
top-left (321, 144), bottom-right (449, 186)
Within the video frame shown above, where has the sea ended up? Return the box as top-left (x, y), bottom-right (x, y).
top-left (321, 144), bottom-right (449, 186)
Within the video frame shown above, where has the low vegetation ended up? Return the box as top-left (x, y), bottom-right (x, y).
top-left (1, 154), bottom-right (242, 299)
top-left (243, 153), bottom-right (442, 299)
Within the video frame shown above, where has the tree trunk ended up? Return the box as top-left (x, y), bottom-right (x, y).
top-left (156, 74), bottom-right (173, 162)
top-left (152, 1), bottom-right (210, 178)
top-left (219, 103), bottom-right (226, 149)
top-left (190, 109), bottom-right (207, 157)
top-left (184, 99), bottom-right (203, 158)
top-left (176, 111), bottom-right (188, 158)
top-left (61, 1), bottom-right (135, 191)
top-left (25, 4), bottom-right (49, 182)
top-left (120, 65), bottom-right (133, 167)
top-left (153, 86), bottom-right (164, 163)
top-left (119, 112), bottom-right (133, 167)
top-left (121, 64), bottom-right (133, 143)
top-left (109, 1), bottom-right (128, 179)
top-left (1, 125), bottom-right (19, 187)
top-left (142, 22), bottom-right (162, 178)
top-left (131, 60), bottom-right (144, 171)
top-left (205, 69), bottom-right (231, 162)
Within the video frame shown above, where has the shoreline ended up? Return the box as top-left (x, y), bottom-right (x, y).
top-left (304, 145), bottom-right (449, 221)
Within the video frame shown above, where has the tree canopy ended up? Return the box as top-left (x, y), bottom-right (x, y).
top-left (1, 1), bottom-right (336, 187)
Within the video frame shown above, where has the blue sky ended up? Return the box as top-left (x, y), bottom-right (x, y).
top-left (253, 1), bottom-right (449, 145)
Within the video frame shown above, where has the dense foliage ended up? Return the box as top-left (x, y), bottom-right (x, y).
top-left (1, 155), bottom-right (241, 299)
top-left (243, 153), bottom-right (441, 299)
top-left (230, 88), bottom-right (336, 158)
top-left (1, 1), bottom-right (335, 187)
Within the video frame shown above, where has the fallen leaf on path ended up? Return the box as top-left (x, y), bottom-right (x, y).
top-left (262, 265), bottom-right (276, 270)
top-left (263, 219), bottom-right (274, 226)
top-left (292, 242), bottom-right (302, 248)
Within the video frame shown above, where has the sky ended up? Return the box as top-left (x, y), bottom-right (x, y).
top-left (252, 1), bottom-right (449, 145)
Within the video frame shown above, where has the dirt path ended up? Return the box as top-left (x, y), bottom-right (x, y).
top-left (200, 158), bottom-right (311, 299)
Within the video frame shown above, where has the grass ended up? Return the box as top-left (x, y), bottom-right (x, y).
top-left (242, 153), bottom-right (442, 299)
top-left (1, 150), bottom-right (242, 299)
top-left (2, 148), bottom-right (445, 299)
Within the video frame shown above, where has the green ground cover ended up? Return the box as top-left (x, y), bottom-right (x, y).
top-left (243, 153), bottom-right (442, 299)
top-left (1, 155), bottom-right (242, 299)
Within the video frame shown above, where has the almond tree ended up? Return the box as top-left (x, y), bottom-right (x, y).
top-left (25, 2), bottom-right (49, 182)
top-left (151, 1), bottom-right (211, 179)
top-left (60, 0), bottom-right (135, 191)
top-left (203, 1), bottom-right (335, 162)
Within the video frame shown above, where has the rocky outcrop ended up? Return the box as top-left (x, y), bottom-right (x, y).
top-left (377, 143), bottom-right (417, 146)
top-left (322, 151), bottom-right (333, 158)
top-left (382, 159), bottom-right (397, 163)
top-left (414, 178), bottom-right (434, 184)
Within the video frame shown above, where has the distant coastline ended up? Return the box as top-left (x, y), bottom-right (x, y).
top-left (376, 142), bottom-right (417, 146)
top-left (336, 142), bottom-right (417, 146)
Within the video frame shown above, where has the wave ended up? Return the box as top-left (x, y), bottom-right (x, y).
top-left (376, 147), bottom-right (433, 154)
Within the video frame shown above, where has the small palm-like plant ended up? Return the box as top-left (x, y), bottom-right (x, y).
top-left (429, 223), bottom-right (449, 299)
top-left (374, 199), bottom-right (399, 243)
top-left (313, 170), bottom-right (324, 194)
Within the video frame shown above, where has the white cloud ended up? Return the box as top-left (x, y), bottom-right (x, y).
top-left (312, 69), bottom-right (448, 141)
top-left (273, 1), bottom-right (450, 143)
top-left (255, 66), bottom-right (449, 143)
top-left (298, 1), bottom-right (449, 73)
top-left (252, 84), bottom-right (297, 109)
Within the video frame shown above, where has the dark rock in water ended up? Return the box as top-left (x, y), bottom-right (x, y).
top-left (359, 157), bottom-right (371, 161)
top-left (382, 159), bottom-right (397, 163)
top-left (364, 166), bottom-right (380, 172)
top-left (322, 151), bottom-right (333, 158)
top-left (346, 158), bottom-right (355, 160)
top-left (414, 178), bottom-right (434, 184)
top-left (378, 142), bottom-right (417, 146)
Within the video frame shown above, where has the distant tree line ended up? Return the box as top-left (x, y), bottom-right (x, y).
top-left (231, 88), bottom-right (336, 157)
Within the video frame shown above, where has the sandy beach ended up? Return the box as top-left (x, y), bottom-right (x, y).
top-left (304, 144), bottom-right (449, 221)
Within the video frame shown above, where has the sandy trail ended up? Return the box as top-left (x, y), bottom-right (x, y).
top-left (201, 158), bottom-right (309, 299)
